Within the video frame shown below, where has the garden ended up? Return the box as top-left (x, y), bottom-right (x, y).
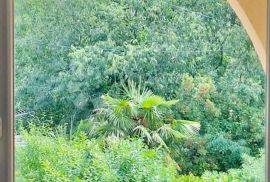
top-left (15, 0), bottom-right (265, 181)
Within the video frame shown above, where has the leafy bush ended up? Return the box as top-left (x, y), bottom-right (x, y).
top-left (171, 137), bottom-right (218, 175)
top-left (239, 152), bottom-right (265, 182)
top-left (206, 135), bottom-right (248, 170)
top-left (202, 151), bottom-right (265, 182)
top-left (16, 124), bottom-right (265, 182)
top-left (16, 125), bottom-right (178, 182)
top-left (171, 135), bottom-right (248, 175)
top-left (176, 74), bottom-right (264, 154)
top-left (172, 152), bottom-right (265, 182)
top-left (174, 174), bottom-right (203, 182)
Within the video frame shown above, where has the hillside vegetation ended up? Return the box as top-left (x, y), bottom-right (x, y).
top-left (15, 0), bottom-right (265, 181)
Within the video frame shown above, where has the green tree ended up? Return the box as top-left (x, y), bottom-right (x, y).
top-left (15, 0), bottom-right (265, 174)
top-left (16, 0), bottom-right (264, 123)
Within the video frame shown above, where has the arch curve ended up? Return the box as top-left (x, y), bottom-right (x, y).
top-left (228, 0), bottom-right (267, 71)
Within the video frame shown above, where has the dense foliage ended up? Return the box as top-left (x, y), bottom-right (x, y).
top-left (15, 0), bottom-right (265, 180)
top-left (170, 135), bottom-right (248, 175)
top-left (16, 126), bottom-right (265, 181)
top-left (16, 126), bottom-right (178, 182)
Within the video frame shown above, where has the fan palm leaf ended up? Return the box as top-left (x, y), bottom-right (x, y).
top-left (142, 95), bottom-right (165, 109)
top-left (133, 125), bottom-right (152, 144)
top-left (172, 119), bottom-right (200, 135)
top-left (122, 80), bottom-right (152, 104)
top-left (157, 124), bottom-right (185, 140)
top-left (151, 131), bottom-right (169, 150)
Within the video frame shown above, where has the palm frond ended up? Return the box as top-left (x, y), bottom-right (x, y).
top-left (97, 124), bottom-right (126, 138)
top-left (157, 124), bottom-right (185, 139)
top-left (101, 95), bottom-right (121, 105)
top-left (160, 99), bottom-right (179, 107)
top-left (172, 119), bottom-right (200, 135)
top-left (142, 96), bottom-right (179, 109)
top-left (142, 95), bottom-right (165, 109)
top-left (109, 113), bottom-right (133, 131)
top-left (122, 80), bottom-right (152, 104)
top-left (152, 107), bottom-right (163, 120)
top-left (133, 125), bottom-right (152, 144)
top-left (151, 131), bottom-right (169, 150)
top-left (102, 95), bottom-right (130, 110)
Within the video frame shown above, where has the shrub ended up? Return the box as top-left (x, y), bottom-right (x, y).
top-left (202, 151), bottom-right (265, 182)
top-left (171, 137), bottom-right (218, 176)
top-left (174, 174), bottom-right (203, 182)
top-left (206, 135), bottom-right (248, 170)
top-left (176, 74), bottom-right (265, 156)
top-left (173, 152), bottom-right (265, 182)
top-left (171, 135), bottom-right (248, 175)
top-left (16, 126), bottom-right (178, 182)
top-left (239, 152), bottom-right (265, 182)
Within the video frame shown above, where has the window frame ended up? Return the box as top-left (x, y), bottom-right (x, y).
top-left (0, 0), bottom-right (14, 181)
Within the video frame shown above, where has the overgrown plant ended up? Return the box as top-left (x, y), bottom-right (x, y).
top-left (16, 125), bottom-right (178, 182)
top-left (79, 81), bottom-right (199, 149)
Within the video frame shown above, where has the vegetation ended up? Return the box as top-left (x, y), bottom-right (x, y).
top-left (78, 81), bottom-right (199, 149)
top-left (16, 126), bottom-right (178, 182)
top-left (15, 0), bottom-right (265, 181)
top-left (16, 126), bottom-right (265, 181)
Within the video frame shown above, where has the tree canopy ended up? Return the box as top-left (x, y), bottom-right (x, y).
top-left (15, 0), bottom-right (265, 177)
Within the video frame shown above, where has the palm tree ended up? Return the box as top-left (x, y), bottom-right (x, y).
top-left (80, 80), bottom-right (199, 149)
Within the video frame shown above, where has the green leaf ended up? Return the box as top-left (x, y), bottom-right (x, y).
top-left (161, 99), bottom-right (179, 107)
top-left (133, 125), bottom-right (152, 144)
top-left (173, 119), bottom-right (199, 125)
top-left (157, 124), bottom-right (185, 139)
top-left (101, 95), bottom-right (120, 105)
top-left (172, 120), bottom-right (200, 134)
top-left (141, 96), bottom-right (165, 109)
